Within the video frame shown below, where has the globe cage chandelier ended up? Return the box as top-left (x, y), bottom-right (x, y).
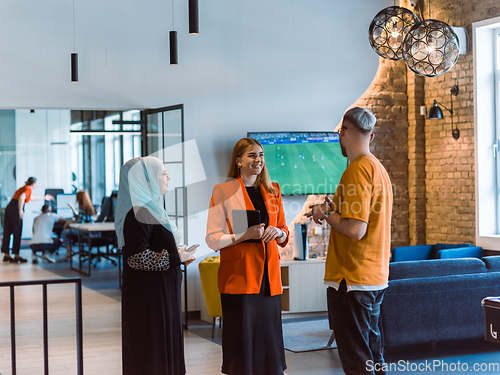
top-left (368, 6), bottom-right (421, 61)
top-left (402, 19), bottom-right (460, 77)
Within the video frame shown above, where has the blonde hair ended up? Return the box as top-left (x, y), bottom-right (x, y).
top-left (76, 190), bottom-right (95, 215)
top-left (227, 138), bottom-right (275, 194)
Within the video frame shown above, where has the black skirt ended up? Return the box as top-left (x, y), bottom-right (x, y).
top-left (220, 262), bottom-right (286, 375)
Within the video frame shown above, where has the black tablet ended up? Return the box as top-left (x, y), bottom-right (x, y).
top-left (231, 209), bottom-right (261, 235)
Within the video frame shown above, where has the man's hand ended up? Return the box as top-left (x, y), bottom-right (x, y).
top-left (304, 196), bottom-right (331, 225)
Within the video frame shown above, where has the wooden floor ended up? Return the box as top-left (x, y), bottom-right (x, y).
top-left (0, 255), bottom-right (345, 375)
top-left (2, 252), bottom-right (500, 375)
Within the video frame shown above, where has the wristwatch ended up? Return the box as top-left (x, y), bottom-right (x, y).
top-left (324, 210), bottom-right (331, 221)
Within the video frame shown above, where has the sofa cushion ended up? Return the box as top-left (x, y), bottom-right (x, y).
top-left (437, 246), bottom-right (482, 259)
top-left (392, 244), bottom-right (434, 262)
top-left (389, 258), bottom-right (487, 281)
top-left (483, 256), bottom-right (500, 272)
top-left (431, 243), bottom-right (472, 259)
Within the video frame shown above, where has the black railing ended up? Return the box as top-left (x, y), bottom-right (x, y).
top-left (0, 278), bottom-right (84, 375)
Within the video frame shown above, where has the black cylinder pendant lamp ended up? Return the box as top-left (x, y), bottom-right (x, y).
top-left (71, 0), bottom-right (78, 82)
top-left (71, 53), bottom-right (79, 83)
top-left (188, 0), bottom-right (199, 34)
top-left (170, 31), bottom-right (178, 65)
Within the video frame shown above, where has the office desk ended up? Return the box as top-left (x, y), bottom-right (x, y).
top-left (69, 223), bottom-right (116, 276)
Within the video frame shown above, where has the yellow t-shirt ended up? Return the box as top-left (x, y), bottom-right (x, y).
top-left (324, 154), bottom-right (393, 287)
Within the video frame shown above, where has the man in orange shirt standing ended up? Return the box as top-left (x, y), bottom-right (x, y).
top-left (2, 177), bottom-right (53, 263)
top-left (306, 107), bottom-right (393, 375)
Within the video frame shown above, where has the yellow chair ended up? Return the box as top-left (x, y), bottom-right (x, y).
top-left (198, 256), bottom-right (222, 338)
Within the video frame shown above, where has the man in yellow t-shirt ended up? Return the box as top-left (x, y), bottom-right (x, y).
top-left (305, 107), bottom-right (393, 375)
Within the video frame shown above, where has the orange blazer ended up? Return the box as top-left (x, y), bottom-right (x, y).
top-left (205, 177), bottom-right (289, 296)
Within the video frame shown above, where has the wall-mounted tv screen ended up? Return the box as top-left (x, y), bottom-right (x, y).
top-left (248, 132), bottom-right (347, 195)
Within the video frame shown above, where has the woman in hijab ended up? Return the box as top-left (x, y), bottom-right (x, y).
top-left (115, 156), bottom-right (198, 375)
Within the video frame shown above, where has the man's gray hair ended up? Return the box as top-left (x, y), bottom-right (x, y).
top-left (343, 107), bottom-right (376, 132)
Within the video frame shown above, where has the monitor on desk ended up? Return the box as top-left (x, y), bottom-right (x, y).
top-left (56, 193), bottom-right (77, 219)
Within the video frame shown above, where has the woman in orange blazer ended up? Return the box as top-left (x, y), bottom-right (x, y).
top-left (206, 138), bottom-right (289, 375)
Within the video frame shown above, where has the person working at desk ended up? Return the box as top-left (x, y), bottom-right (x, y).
top-left (29, 204), bottom-right (66, 264)
top-left (2, 177), bottom-right (54, 263)
top-left (59, 190), bottom-right (95, 262)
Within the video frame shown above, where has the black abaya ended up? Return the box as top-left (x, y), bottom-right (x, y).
top-left (122, 208), bottom-right (185, 375)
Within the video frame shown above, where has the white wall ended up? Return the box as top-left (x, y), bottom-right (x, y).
top-left (0, 0), bottom-right (392, 312)
top-left (0, 0), bottom-right (390, 110)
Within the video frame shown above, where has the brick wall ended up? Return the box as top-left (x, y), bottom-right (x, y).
top-left (339, 0), bottom-right (500, 248)
top-left (354, 58), bottom-right (410, 248)
top-left (352, 0), bottom-right (500, 248)
top-left (404, 0), bottom-right (489, 245)
top-left (407, 70), bottom-right (426, 246)
top-left (399, 0), bottom-right (496, 246)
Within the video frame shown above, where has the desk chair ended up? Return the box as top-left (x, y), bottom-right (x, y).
top-left (86, 196), bottom-right (117, 267)
top-left (45, 188), bottom-right (64, 213)
top-left (73, 195), bottom-right (117, 268)
top-left (45, 189), bottom-right (65, 238)
top-left (199, 256), bottom-right (222, 338)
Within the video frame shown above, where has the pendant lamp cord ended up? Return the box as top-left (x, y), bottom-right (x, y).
top-left (413, 0), bottom-right (424, 21)
top-left (73, 0), bottom-right (76, 51)
top-left (172, 0), bottom-right (175, 29)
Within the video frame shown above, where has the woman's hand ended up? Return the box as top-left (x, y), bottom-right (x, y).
top-left (178, 244), bottom-right (199, 264)
top-left (261, 226), bottom-right (284, 243)
top-left (242, 223), bottom-right (265, 241)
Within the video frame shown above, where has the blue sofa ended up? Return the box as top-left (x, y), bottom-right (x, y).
top-left (380, 256), bottom-right (500, 348)
top-left (392, 243), bottom-right (483, 262)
